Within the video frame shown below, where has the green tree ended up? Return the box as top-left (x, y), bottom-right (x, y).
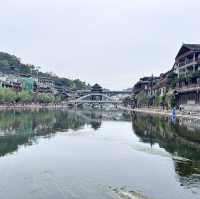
top-left (170, 95), bottom-right (176, 108)
top-left (0, 88), bottom-right (17, 103)
top-left (135, 91), bottom-right (148, 106)
top-left (73, 79), bottom-right (87, 90)
top-left (17, 91), bottom-right (33, 103)
top-left (54, 96), bottom-right (62, 103)
top-left (0, 60), bottom-right (9, 66)
top-left (55, 78), bottom-right (73, 88)
top-left (37, 94), bottom-right (55, 104)
top-left (0, 52), bottom-right (21, 66)
top-left (19, 65), bottom-right (31, 74)
top-left (155, 94), bottom-right (162, 106)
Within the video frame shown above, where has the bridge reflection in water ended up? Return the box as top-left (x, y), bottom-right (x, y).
top-left (0, 109), bottom-right (131, 157)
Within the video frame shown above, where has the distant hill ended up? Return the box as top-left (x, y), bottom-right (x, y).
top-left (0, 52), bottom-right (21, 66)
top-left (123, 88), bottom-right (133, 92)
top-left (0, 52), bottom-right (90, 91)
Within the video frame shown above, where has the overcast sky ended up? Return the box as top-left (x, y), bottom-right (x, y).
top-left (1, 0), bottom-right (200, 90)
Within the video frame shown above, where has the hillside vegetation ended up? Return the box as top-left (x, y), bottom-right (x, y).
top-left (0, 52), bottom-right (90, 90)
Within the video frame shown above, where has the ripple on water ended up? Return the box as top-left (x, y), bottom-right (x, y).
top-left (108, 186), bottom-right (152, 199)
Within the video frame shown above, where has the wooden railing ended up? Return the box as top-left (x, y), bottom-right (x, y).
top-left (176, 84), bottom-right (200, 92)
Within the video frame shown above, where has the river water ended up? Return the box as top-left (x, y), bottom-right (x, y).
top-left (0, 109), bottom-right (199, 199)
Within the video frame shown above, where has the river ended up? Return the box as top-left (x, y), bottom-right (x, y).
top-left (0, 109), bottom-right (199, 199)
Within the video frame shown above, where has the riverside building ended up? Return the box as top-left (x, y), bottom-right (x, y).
top-left (173, 44), bottom-right (200, 110)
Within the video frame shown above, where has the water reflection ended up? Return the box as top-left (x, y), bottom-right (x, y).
top-left (131, 113), bottom-right (200, 189)
top-left (1, 109), bottom-right (200, 197)
top-left (0, 109), bottom-right (130, 157)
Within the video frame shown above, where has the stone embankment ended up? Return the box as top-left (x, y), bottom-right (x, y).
top-left (0, 103), bottom-right (68, 110)
top-left (120, 106), bottom-right (200, 120)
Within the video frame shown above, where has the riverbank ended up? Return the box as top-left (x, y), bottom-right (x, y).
top-left (0, 103), bottom-right (69, 110)
top-left (120, 106), bottom-right (200, 120)
top-left (1, 104), bottom-right (200, 121)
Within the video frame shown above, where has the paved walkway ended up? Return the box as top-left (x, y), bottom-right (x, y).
top-left (119, 106), bottom-right (200, 120)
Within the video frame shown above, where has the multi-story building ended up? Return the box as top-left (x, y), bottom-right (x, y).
top-left (174, 44), bottom-right (200, 77)
top-left (173, 44), bottom-right (200, 108)
top-left (36, 77), bottom-right (56, 94)
top-left (151, 70), bottom-right (175, 96)
top-left (133, 76), bottom-right (160, 95)
top-left (0, 73), bottom-right (22, 91)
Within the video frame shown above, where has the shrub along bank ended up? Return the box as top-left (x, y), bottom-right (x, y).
top-left (134, 90), bottom-right (176, 109)
top-left (0, 88), bottom-right (61, 104)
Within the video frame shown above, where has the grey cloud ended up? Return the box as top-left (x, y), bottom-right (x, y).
top-left (0, 0), bottom-right (200, 89)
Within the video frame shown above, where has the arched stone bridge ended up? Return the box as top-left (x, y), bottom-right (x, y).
top-left (68, 92), bottom-right (124, 106)
top-left (77, 90), bottom-right (132, 97)
top-left (68, 83), bottom-right (132, 107)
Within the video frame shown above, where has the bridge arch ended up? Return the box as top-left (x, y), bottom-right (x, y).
top-left (76, 93), bottom-right (114, 102)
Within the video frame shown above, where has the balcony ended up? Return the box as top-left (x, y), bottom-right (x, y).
top-left (178, 58), bottom-right (200, 68)
top-left (176, 84), bottom-right (200, 93)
